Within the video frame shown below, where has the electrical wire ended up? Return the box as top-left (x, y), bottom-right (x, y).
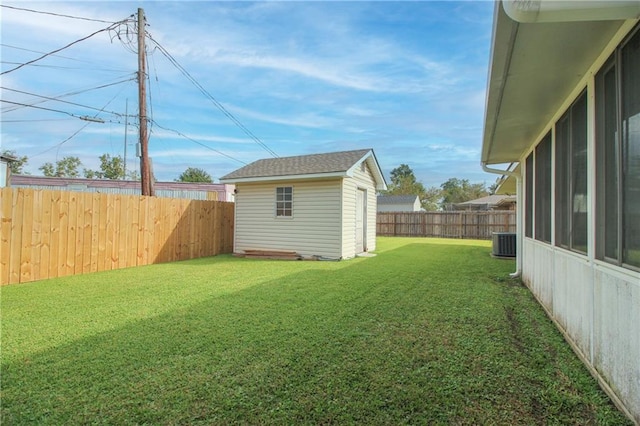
top-left (29, 85), bottom-right (133, 158)
top-left (0, 100), bottom-right (135, 126)
top-left (1, 4), bottom-right (119, 23)
top-left (1, 43), bottom-right (127, 70)
top-left (2, 73), bottom-right (136, 113)
top-left (1, 80), bottom-right (134, 116)
top-left (0, 60), bottom-right (130, 73)
top-left (150, 120), bottom-right (247, 165)
top-left (1, 118), bottom-right (76, 123)
top-left (1, 75), bottom-right (135, 113)
top-left (1, 19), bottom-right (133, 75)
top-left (145, 32), bottom-right (279, 158)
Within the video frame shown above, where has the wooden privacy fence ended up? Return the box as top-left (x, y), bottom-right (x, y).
top-left (1, 188), bottom-right (235, 285)
top-left (377, 211), bottom-right (516, 239)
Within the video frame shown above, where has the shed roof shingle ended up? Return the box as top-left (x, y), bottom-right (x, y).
top-left (221, 149), bottom-right (372, 180)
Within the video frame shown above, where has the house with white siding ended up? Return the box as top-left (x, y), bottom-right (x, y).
top-left (377, 195), bottom-right (421, 212)
top-left (9, 175), bottom-right (235, 201)
top-left (482, 1), bottom-right (639, 422)
top-left (220, 149), bottom-right (386, 260)
top-left (0, 154), bottom-right (15, 188)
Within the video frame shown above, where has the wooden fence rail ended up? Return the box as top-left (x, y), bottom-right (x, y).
top-left (1, 188), bottom-right (235, 285)
top-left (377, 211), bottom-right (516, 239)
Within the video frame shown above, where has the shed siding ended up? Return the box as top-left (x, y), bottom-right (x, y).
top-left (234, 179), bottom-right (343, 258)
top-left (341, 162), bottom-right (378, 258)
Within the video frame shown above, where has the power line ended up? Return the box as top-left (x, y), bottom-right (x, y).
top-left (0, 100), bottom-right (134, 126)
top-left (151, 120), bottom-right (247, 165)
top-left (146, 32), bottom-right (279, 158)
top-left (0, 60), bottom-right (130, 73)
top-left (1, 43), bottom-right (103, 65)
top-left (1, 19), bottom-right (133, 75)
top-left (1, 4), bottom-right (118, 23)
top-left (1, 78), bottom-right (135, 116)
top-left (29, 87), bottom-right (134, 158)
top-left (1, 118), bottom-right (75, 123)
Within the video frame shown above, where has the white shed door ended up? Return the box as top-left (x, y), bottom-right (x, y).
top-left (355, 189), bottom-right (366, 253)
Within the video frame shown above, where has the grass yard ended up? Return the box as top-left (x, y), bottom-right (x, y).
top-left (1, 237), bottom-right (631, 425)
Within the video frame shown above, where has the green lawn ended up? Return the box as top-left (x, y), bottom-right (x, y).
top-left (1, 237), bottom-right (631, 425)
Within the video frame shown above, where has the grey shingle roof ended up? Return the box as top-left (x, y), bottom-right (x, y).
top-left (455, 194), bottom-right (515, 206)
top-left (377, 195), bottom-right (419, 205)
top-left (221, 149), bottom-right (372, 180)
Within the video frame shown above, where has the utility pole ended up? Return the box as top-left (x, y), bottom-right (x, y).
top-left (137, 8), bottom-right (153, 196)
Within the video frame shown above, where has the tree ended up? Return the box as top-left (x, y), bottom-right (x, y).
top-left (1, 150), bottom-right (29, 174)
top-left (84, 154), bottom-right (125, 180)
top-left (422, 186), bottom-right (442, 211)
top-left (384, 164), bottom-right (426, 196)
top-left (126, 170), bottom-right (141, 181)
top-left (383, 164), bottom-right (438, 210)
top-left (39, 156), bottom-right (82, 178)
top-left (488, 179), bottom-right (500, 195)
top-left (175, 167), bottom-right (213, 183)
top-left (439, 178), bottom-right (489, 209)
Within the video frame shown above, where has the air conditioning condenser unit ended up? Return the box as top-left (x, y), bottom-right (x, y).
top-left (492, 232), bottom-right (516, 258)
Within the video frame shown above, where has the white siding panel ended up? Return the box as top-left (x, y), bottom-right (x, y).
top-left (523, 238), bottom-right (640, 421)
top-left (354, 163), bottom-right (378, 252)
top-left (593, 268), bottom-right (640, 418)
top-left (342, 178), bottom-right (356, 259)
top-left (552, 250), bottom-right (593, 359)
top-left (341, 162), bottom-right (378, 259)
top-left (523, 239), bottom-right (554, 307)
top-left (234, 180), bottom-right (343, 258)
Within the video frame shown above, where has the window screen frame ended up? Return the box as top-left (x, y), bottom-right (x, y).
top-left (555, 90), bottom-right (588, 254)
top-left (534, 132), bottom-right (552, 244)
top-left (595, 24), bottom-right (640, 272)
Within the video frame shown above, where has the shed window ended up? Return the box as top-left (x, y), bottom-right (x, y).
top-left (276, 186), bottom-right (293, 217)
top-left (596, 26), bottom-right (640, 270)
top-left (555, 90), bottom-right (587, 254)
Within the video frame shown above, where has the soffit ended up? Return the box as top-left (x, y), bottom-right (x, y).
top-left (482, 3), bottom-right (625, 164)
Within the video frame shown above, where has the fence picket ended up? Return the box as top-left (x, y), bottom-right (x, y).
top-left (1, 188), bottom-right (235, 285)
top-left (377, 211), bottom-right (516, 239)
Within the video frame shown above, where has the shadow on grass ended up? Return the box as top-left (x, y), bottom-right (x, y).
top-left (1, 241), bottom-right (630, 425)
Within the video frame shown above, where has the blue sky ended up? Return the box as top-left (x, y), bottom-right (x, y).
top-left (1, 1), bottom-right (496, 187)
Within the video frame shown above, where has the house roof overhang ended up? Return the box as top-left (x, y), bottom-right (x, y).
top-left (481, 1), bottom-right (637, 166)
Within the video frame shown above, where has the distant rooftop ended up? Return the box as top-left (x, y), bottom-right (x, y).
top-left (377, 195), bottom-right (419, 205)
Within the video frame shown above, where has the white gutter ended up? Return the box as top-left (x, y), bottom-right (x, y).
top-left (503, 0), bottom-right (640, 23)
top-left (482, 162), bottom-right (522, 278)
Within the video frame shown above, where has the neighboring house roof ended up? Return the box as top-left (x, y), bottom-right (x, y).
top-left (220, 149), bottom-right (387, 190)
top-left (482, 2), bottom-right (632, 165)
top-left (377, 195), bottom-right (419, 205)
top-left (10, 175), bottom-right (235, 200)
top-left (455, 194), bottom-right (515, 207)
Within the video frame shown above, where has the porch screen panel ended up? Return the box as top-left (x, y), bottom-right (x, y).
top-left (571, 93), bottom-right (588, 253)
top-left (525, 152), bottom-right (533, 238)
top-left (535, 133), bottom-right (552, 243)
top-left (596, 60), bottom-right (619, 261)
top-left (555, 114), bottom-right (570, 248)
top-left (621, 29), bottom-right (640, 268)
top-left (596, 25), bottom-right (640, 271)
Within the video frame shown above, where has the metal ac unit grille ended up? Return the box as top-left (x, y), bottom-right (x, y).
top-left (492, 232), bottom-right (516, 257)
